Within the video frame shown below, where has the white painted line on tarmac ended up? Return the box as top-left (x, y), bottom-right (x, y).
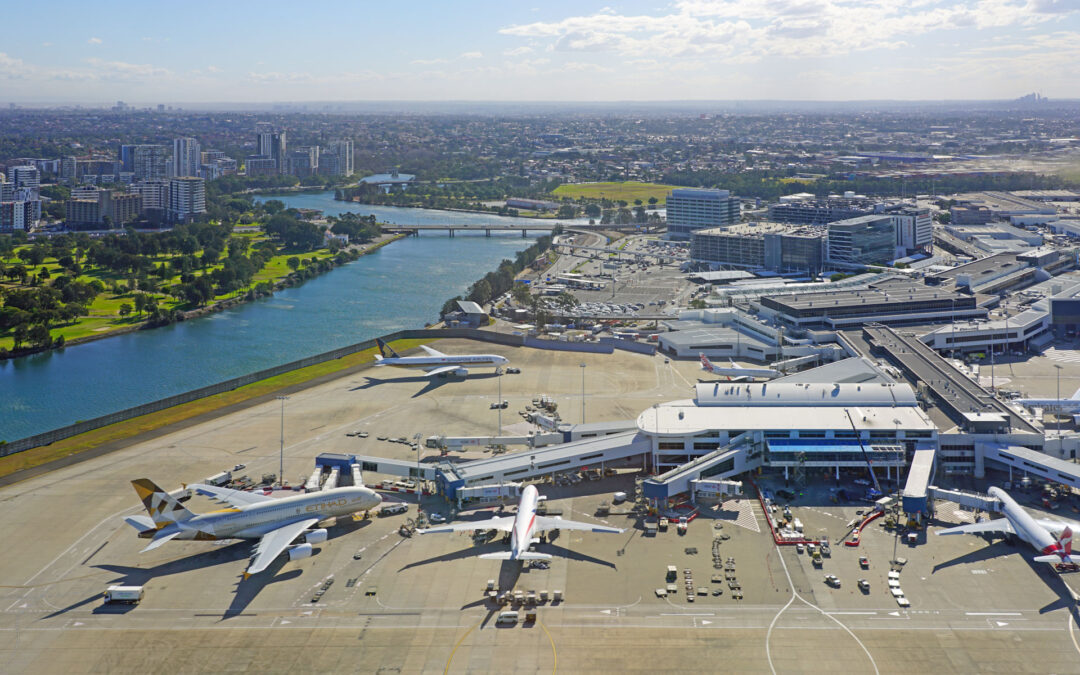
top-left (826, 611), bottom-right (877, 616)
top-left (965, 612), bottom-right (1022, 616)
top-left (660, 613), bottom-right (714, 617)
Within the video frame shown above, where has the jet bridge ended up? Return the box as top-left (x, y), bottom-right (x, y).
top-left (642, 433), bottom-right (760, 501)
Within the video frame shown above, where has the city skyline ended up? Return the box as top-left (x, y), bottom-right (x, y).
top-left (2, 0), bottom-right (1080, 104)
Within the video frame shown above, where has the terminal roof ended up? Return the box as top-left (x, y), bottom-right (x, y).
top-left (693, 381), bottom-right (917, 407)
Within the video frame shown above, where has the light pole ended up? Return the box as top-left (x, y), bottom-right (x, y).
top-left (276, 395), bottom-right (289, 488)
top-left (580, 362), bottom-right (586, 425)
top-left (497, 371), bottom-right (503, 436)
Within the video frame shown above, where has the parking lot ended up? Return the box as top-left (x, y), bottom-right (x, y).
top-left (3, 341), bottom-right (1080, 673)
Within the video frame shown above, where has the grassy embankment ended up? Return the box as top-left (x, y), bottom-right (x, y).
top-left (551, 181), bottom-right (676, 204)
top-left (0, 338), bottom-right (429, 479)
top-left (0, 231), bottom-right (348, 350)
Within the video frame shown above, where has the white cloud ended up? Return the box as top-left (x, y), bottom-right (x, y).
top-left (87, 37), bottom-right (103, 45)
top-left (504, 46), bottom-right (533, 56)
top-left (206, 65), bottom-right (222, 73)
top-left (84, 58), bottom-right (171, 79)
top-left (460, 51), bottom-right (483, 59)
top-left (412, 57), bottom-right (448, 65)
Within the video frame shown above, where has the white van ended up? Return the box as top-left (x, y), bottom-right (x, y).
top-left (380, 503), bottom-right (408, 516)
top-left (496, 611), bottom-right (519, 625)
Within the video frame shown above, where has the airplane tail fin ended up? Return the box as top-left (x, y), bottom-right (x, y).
top-left (1034, 526), bottom-right (1075, 564)
top-left (1072, 387), bottom-right (1080, 401)
top-left (479, 551), bottom-right (553, 561)
top-left (699, 353), bottom-right (712, 371)
top-left (131, 479), bottom-right (195, 528)
top-left (1063, 526), bottom-right (1073, 557)
top-left (376, 338), bottom-right (400, 359)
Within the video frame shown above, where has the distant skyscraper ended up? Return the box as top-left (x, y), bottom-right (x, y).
top-left (168, 177), bottom-right (206, 223)
top-left (60, 156), bottom-right (78, 184)
top-left (172, 137), bottom-right (201, 178)
top-left (288, 146), bottom-right (319, 177)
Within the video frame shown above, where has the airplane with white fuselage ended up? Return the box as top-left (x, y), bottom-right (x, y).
top-left (375, 338), bottom-right (509, 378)
top-left (1015, 387), bottom-right (1080, 414)
top-left (699, 353), bottom-right (780, 381)
top-left (937, 486), bottom-right (1078, 564)
top-left (416, 484), bottom-right (622, 560)
top-left (124, 479), bottom-right (382, 578)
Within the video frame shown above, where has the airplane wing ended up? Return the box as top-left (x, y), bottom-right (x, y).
top-left (140, 531), bottom-right (181, 553)
top-left (423, 365), bottom-right (462, 378)
top-left (936, 519), bottom-right (1015, 536)
top-left (417, 516), bottom-right (516, 534)
top-left (190, 483), bottom-right (273, 509)
top-left (535, 515), bottom-right (624, 534)
top-left (246, 517), bottom-right (319, 577)
top-left (420, 345), bottom-right (447, 357)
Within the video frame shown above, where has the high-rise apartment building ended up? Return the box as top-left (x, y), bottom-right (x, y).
top-left (120, 145), bottom-right (168, 181)
top-left (172, 137), bottom-right (202, 177)
top-left (319, 140), bottom-right (354, 177)
top-left (288, 146), bottom-right (319, 177)
top-left (0, 189), bottom-right (42, 233)
top-left (666, 188), bottom-right (740, 240)
top-left (131, 180), bottom-right (170, 212)
top-left (9, 165), bottom-right (40, 196)
top-left (254, 124), bottom-right (287, 175)
top-left (65, 189), bottom-right (141, 228)
top-left (168, 177), bottom-right (206, 223)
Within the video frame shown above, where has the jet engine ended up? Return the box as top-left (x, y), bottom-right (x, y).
top-left (303, 528), bottom-right (328, 544)
top-left (287, 543), bottom-right (313, 561)
top-left (454, 367), bottom-right (469, 377)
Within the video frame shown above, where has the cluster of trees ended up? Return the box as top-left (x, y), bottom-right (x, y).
top-left (440, 229), bottom-right (558, 317)
top-left (337, 178), bottom-right (566, 217)
top-left (661, 168), bottom-right (1075, 200)
top-left (327, 212), bottom-right (380, 243)
top-left (0, 278), bottom-right (101, 351)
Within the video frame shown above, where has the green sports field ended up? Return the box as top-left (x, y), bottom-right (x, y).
top-left (550, 181), bottom-right (675, 204)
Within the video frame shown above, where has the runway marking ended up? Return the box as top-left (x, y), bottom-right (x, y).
top-left (444, 619), bottom-right (480, 674)
top-left (660, 613), bottom-right (715, 617)
top-left (965, 612), bottom-right (1022, 616)
top-left (538, 620), bottom-right (558, 674)
top-left (1069, 611), bottom-right (1080, 657)
top-left (1044, 348), bottom-right (1080, 364)
top-left (826, 612), bottom-right (878, 616)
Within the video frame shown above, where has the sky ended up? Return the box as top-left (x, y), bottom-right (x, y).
top-left (2, 0), bottom-right (1080, 104)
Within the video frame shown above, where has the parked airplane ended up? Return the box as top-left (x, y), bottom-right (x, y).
top-left (699, 353), bottom-right (780, 381)
top-left (937, 486), bottom-right (1078, 564)
top-left (375, 338), bottom-right (509, 378)
top-left (416, 484), bottom-right (622, 560)
top-left (1015, 387), bottom-right (1080, 414)
top-left (124, 479), bottom-right (382, 578)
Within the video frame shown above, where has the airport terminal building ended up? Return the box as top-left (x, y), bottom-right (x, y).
top-left (636, 382), bottom-right (938, 480)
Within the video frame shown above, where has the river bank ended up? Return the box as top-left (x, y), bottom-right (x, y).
top-left (1, 191), bottom-right (541, 442)
top-left (335, 195), bottom-right (562, 220)
top-left (0, 231), bottom-right (407, 362)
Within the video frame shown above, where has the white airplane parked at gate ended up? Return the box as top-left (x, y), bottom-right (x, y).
top-left (375, 338), bottom-right (508, 378)
top-left (416, 484), bottom-right (623, 560)
top-left (1015, 387), bottom-right (1080, 414)
top-left (937, 486), bottom-right (1078, 564)
top-left (699, 353), bottom-right (780, 381)
top-left (124, 478), bottom-right (382, 578)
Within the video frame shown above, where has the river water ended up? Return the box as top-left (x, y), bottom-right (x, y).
top-left (0, 191), bottom-right (559, 442)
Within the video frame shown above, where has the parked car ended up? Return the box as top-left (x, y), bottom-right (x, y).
top-left (824, 575), bottom-right (841, 588)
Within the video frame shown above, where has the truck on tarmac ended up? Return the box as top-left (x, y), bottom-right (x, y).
top-left (104, 585), bottom-right (144, 604)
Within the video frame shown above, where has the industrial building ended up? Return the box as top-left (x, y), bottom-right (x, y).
top-left (951, 191), bottom-right (1057, 221)
top-left (665, 188), bottom-right (740, 240)
top-left (656, 308), bottom-right (781, 360)
top-left (689, 222), bottom-right (826, 275)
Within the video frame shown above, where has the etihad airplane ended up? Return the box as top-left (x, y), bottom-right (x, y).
top-left (375, 338), bottom-right (509, 378)
top-left (1015, 387), bottom-right (1080, 414)
top-left (124, 479), bottom-right (382, 578)
top-left (937, 486), bottom-right (1078, 564)
top-left (416, 484), bottom-right (622, 560)
top-left (699, 353), bottom-right (780, 381)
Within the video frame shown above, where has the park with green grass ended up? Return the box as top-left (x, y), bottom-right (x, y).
top-left (550, 181), bottom-right (675, 205)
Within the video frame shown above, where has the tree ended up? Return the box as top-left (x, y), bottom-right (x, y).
top-left (511, 283), bottom-right (531, 305)
top-left (287, 256), bottom-right (301, 272)
top-left (584, 203), bottom-right (602, 218)
top-left (119, 303), bottom-right (133, 318)
top-left (28, 324), bottom-right (51, 348)
top-left (648, 197), bottom-right (659, 206)
top-left (12, 325), bottom-right (28, 350)
top-left (133, 293), bottom-right (148, 318)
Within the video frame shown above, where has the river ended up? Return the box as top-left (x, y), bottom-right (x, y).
top-left (0, 191), bottom-right (559, 442)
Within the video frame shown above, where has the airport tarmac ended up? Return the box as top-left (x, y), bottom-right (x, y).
top-left (3, 341), bottom-right (1080, 673)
